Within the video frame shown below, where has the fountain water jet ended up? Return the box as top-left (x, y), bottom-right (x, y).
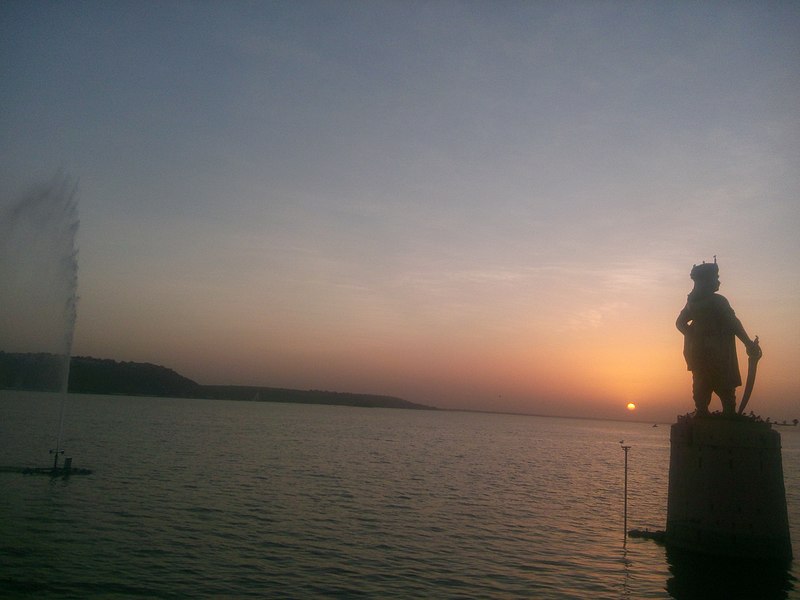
top-left (1, 173), bottom-right (82, 474)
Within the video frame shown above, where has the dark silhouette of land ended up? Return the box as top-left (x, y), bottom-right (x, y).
top-left (0, 352), bottom-right (434, 411)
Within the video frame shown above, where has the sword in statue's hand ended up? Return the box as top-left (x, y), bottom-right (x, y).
top-left (738, 336), bottom-right (762, 415)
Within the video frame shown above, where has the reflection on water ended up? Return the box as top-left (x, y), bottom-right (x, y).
top-left (666, 547), bottom-right (795, 600)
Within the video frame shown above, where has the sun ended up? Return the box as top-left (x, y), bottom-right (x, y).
top-left (626, 402), bottom-right (637, 411)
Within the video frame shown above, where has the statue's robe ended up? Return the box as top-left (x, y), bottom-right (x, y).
top-left (677, 293), bottom-right (743, 388)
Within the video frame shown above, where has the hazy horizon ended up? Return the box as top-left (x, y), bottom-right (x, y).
top-left (2, 2), bottom-right (798, 423)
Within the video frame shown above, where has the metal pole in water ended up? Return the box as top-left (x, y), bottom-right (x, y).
top-left (622, 444), bottom-right (631, 543)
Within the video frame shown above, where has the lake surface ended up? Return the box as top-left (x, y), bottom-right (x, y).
top-left (1, 391), bottom-right (798, 598)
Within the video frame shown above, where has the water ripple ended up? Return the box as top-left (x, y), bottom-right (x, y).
top-left (1, 393), bottom-right (798, 598)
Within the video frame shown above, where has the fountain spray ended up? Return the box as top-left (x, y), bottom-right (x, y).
top-left (1, 173), bottom-right (79, 472)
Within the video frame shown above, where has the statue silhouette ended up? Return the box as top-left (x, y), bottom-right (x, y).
top-left (676, 259), bottom-right (761, 416)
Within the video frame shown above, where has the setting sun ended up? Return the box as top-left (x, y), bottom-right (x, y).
top-left (626, 403), bottom-right (637, 411)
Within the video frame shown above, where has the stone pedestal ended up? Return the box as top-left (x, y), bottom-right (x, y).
top-left (666, 416), bottom-right (792, 560)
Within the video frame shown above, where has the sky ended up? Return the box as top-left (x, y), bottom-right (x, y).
top-left (1, 1), bottom-right (799, 422)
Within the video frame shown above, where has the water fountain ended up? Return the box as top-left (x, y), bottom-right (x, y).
top-left (0, 173), bottom-right (89, 475)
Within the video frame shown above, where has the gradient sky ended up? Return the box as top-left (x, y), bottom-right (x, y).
top-left (2, 1), bottom-right (799, 422)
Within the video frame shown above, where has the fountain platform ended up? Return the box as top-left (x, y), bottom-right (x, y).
top-left (0, 465), bottom-right (92, 476)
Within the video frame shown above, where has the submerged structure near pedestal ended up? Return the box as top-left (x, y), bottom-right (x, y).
top-left (666, 415), bottom-right (792, 561)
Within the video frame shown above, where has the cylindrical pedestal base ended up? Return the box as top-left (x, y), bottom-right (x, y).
top-left (666, 416), bottom-right (792, 560)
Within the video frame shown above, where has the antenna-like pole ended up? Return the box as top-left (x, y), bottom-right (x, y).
top-left (622, 444), bottom-right (631, 543)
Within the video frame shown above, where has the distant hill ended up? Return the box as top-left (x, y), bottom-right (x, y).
top-left (0, 352), bottom-right (434, 411)
top-left (0, 352), bottom-right (68, 392)
top-left (69, 356), bottom-right (202, 398)
top-left (198, 384), bottom-right (428, 409)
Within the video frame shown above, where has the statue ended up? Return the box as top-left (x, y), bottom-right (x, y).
top-left (676, 258), bottom-right (761, 417)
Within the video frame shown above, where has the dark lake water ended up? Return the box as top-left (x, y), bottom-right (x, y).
top-left (1, 392), bottom-right (798, 598)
